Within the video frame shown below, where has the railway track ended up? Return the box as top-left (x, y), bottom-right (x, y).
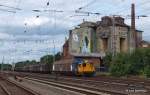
top-left (11, 72), bottom-right (149, 88)
top-left (0, 76), bottom-right (40, 95)
top-left (4, 71), bottom-right (150, 94)
top-left (0, 83), bottom-right (10, 95)
top-left (9, 71), bottom-right (150, 86)
top-left (22, 72), bottom-right (150, 87)
top-left (25, 77), bottom-right (126, 95)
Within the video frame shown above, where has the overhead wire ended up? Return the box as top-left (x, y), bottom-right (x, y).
top-left (0, 4), bottom-right (21, 10)
top-left (113, 0), bottom-right (150, 15)
top-left (0, 8), bottom-right (16, 13)
top-left (136, 5), bottom-right (150, 15)
top-left (11, 0), bottom-right (22, 62)
top-left (77, 0), bottom-right (97, 11)
top-left (1, 0), bottom-right (150, 62)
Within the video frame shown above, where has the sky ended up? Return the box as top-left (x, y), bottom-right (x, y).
top-left (0, 0), bottom-right (150, 63)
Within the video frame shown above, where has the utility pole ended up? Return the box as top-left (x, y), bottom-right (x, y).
top-left (12, 59), bottom-right (15, 72)
top-left (53, 40), bottom-right (58, 80)
top-left (53, 40), bottom-right (55, 63)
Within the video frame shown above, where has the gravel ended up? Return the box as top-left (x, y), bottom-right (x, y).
top-left (8, 77), bottom-right (84, 95)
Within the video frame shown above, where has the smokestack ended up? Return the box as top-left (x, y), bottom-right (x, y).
top-left (131, 4), bottom-right (135, 32)
top-left (131, 3), bottom-right (137, 47)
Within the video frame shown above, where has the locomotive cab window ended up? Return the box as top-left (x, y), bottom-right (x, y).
top-left (78, 64), bottom-right (81, 67)
top-left (83, 63), bottom-right (86, 67)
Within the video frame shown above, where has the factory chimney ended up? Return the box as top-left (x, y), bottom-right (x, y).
top-left (131, 3), bottom-right (135, 33)
top-left (130, 3), bottom-right (136, 52)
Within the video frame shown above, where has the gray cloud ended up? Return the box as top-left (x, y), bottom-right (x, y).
top-left (0, 0), bottom-right (150, 63)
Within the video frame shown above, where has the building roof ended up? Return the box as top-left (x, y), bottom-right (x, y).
top-left (136, 30), bottom-right (144, 32)
top-left (71, 53), bottom-right (105, 58)
top-left (96, 16), bottom-right (144, 33)
top-left (97, 16), bottom-right (129, 27)
top-left (141, 40), bottom-right (150, 44)
top-left (78, 21), bottom-right (97, 28)
top-left (140, 40), bottom-right (150, 48)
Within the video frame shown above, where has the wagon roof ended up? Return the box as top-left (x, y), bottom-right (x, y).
top-left (53, 58), bottom-right (74, 65)
top-left (71, 53), bottom-right (105, 58)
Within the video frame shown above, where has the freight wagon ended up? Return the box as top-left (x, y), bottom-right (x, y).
top-left (14, 63), bottom-right (52, 73)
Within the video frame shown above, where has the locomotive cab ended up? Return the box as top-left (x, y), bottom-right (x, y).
top-left (77, 60), bottom-right (95, 76)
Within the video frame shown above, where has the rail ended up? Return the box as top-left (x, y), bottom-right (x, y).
top-left (0, 83), bottom-right (11, 95)
top-left (0, 76), bottom-right (40, 95)
top-left (25, 77), bottom-right (127, 95)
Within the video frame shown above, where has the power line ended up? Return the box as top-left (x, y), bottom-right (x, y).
top-left (0, 8), bottom-right (16, 13)
top-left (113, 0), bottom-right (150, 15)
top-left (77, 0), bottom-right (97, 11)
top-left (0, 4), bottom-right (21, 10)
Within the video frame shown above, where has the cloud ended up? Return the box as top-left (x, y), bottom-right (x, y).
top-left (0, 0), bottom-right (150, 63)
top-left (0, 34), bottom-right (65, 63)
top-left (0, 32), bottom-right (12, 39)
top-left (24, 16), bottom-right (50, 27)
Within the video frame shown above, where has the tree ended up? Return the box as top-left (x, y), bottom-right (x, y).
top-left (15, 60), bottom-right (37, 68)
top-left (109, 53), bottom-right (130, 77)
top-left (0, 64), bottom-right (12, 71)
top-left (103, 53), bottom-right (113, 68)
top-left (108, 48), bottom-right (150, 77)
top-left (144, 66), bottom-right (150, 77)
top-left (55, 52), bottom-right (62, 61)
top-left (30, 60), bottom-right (37, 64)
top-left (40, 52), bottom-right (62, 64)
top-left (40, 55), bottom-right (54, 64)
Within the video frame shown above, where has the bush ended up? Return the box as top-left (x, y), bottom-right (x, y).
top-left (109, 53), bottom-right (130, 76)
top-left (110, 63), bottom-right (130, 77)
top-left (143, 66), bottom-right (150, 78)
top-left (103, 53), bottom-right (112, 68)
top-left (106, 48), bottom-right (150, 77)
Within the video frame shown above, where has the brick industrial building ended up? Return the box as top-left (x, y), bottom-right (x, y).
top-left (69, 16), bottom-right (143, 55)
top-left (56, 3), bottom-right (148, 71)
top-left (61, 16), bottom-right (144, 70)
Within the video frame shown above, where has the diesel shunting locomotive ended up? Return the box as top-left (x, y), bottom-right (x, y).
top-left (53, 57), bottom-right (96, 76)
